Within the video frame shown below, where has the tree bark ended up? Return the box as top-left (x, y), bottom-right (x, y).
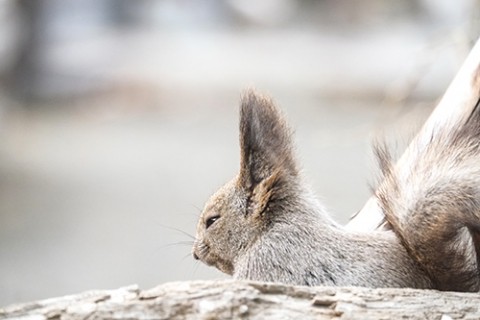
top-left (1, 280), bottom-right (479, 320)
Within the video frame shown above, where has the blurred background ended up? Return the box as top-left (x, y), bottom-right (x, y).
top-left (0, 0), bottom-right (479, 306)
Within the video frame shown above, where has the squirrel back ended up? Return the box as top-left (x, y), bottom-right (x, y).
top-left (192, 89), bottom-right (478, 291)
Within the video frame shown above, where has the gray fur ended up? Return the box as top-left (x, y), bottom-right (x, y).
top-left (192, 89), bottom-right (480, 290)
top-left (376, 102), bottom-right (480, 292)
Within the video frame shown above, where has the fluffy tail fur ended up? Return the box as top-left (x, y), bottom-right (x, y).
top-left (376, 103), bottom-right (480, 291)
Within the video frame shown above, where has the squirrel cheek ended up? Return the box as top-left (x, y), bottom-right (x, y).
top-left (214, 258), bottom-right (234, 275)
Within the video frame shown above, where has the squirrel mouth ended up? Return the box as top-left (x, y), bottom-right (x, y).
top-left (192, 242), bottom-right (209, 262)
top-left (193, 242), bottom-right (234, 275)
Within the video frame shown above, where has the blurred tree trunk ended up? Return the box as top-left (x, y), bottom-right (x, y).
top-left (7, 0), bottom-right (47, 102)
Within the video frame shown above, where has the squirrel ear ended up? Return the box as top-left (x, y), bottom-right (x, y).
top-left (238, 89), bottom-right (298, 190)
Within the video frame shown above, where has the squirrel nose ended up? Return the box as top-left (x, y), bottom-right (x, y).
top-left (193, 252), bottom-right (199, 260)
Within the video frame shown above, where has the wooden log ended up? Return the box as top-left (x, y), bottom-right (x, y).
top-left (1, 280), bottom-right (480, 320)
top-left (347, 35), bottom-right (480, 232)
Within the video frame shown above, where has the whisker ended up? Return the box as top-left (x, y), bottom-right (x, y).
top-left (190, 203), bottom-right (203, 215)
top-left (181, 252), bottom-right (193, 262)
top-left (158, 241), bottom-right (195, 250)
top-left (157, 224), bottom-right (196, 240)
top-left (192, 260), bottom-right (201, 276)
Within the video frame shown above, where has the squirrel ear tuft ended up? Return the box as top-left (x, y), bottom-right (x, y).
top-left (238, 89), bottom-right (298, 190)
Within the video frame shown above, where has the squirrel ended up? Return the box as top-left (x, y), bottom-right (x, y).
top-left (192, 89), bottom-right (479, 292)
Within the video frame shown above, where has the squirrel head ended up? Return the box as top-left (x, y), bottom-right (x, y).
top-left (193, 89), bottom-right (299, 275)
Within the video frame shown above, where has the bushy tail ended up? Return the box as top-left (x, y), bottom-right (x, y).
top-left (376, 104), bottom-right (480, 292)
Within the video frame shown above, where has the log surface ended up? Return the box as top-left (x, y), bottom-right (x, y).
top-left (1, 280), bottom-right (480, 320)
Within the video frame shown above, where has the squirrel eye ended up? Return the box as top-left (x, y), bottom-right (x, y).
top-left (206, 215), bottom-right (220, 229)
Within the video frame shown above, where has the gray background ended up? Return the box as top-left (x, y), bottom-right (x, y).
top-left (0, 0), bottom-right (477, 306)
